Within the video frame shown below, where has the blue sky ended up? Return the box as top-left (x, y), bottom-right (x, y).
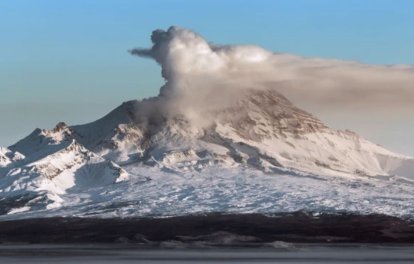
top-left (0, 0), bottom-right (413, 154)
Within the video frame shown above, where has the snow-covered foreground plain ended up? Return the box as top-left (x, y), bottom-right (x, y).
top-left (2, 165), bottom-right (414, 220)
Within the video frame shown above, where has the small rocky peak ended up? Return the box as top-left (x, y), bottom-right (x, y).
top-left (53, 122), bottom-right (69, 132)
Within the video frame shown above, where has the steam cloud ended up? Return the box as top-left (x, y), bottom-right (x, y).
top-left (130, 26), bottom-right (414, 125)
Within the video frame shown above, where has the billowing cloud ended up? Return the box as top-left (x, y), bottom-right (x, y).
top-left (130, 26), bottom-right (414, 126)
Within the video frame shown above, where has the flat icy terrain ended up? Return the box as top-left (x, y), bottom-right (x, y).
top-left (2, 165), bottom-right (414, 220)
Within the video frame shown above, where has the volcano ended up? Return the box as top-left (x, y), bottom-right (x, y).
top-left (0, 27), bottom-right (413, 220)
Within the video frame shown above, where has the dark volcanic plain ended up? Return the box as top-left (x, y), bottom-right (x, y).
top-left (0, 212), bottom-right (413, 246)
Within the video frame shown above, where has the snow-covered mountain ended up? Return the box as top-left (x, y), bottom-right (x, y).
top-left (1, 88), bottom-right (413, 219)
top-left (1, 26), bottom-right (413, 219)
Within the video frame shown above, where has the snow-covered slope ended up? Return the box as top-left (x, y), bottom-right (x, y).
top-left (44, 88), bottom-right (413, 179)
top-left (1, 138), bottom-right (129, 215)
top-left (0, 147), bottom-right (24, 167)
top-left (1, 88), bottom-right (413, 219)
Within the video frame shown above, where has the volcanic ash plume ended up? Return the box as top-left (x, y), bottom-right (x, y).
top-left (130, 26), bottom-right (414, 126)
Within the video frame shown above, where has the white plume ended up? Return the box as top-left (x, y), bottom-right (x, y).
top-left (130, 26), bottom-right (414, 127)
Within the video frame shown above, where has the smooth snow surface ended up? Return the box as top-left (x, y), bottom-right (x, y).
top-left (1, 166), bottom-right (414, 220)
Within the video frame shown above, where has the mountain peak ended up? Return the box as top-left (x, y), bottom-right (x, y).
top-left (212, 88), bottom-right (328, 142)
